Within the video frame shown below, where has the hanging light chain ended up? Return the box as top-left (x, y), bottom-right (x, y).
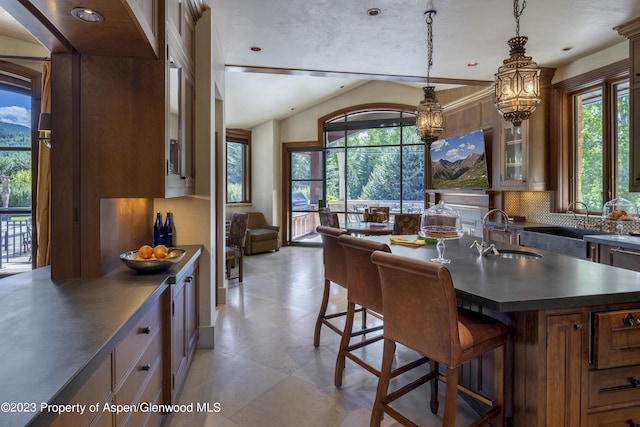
top-left (513, 0), bottom-right (527, 37)
top-left (425, 10), bottom-right (435, 83)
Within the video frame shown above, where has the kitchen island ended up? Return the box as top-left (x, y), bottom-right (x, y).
top-left (366, 235), bottom-right (640, 426)
top-left (0, 245), bottom-right (202, 427)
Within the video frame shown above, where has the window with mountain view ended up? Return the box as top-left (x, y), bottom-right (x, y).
top-left (323, 110), bottom-right (424, 221)
top-left (0, 81), bottom-right (33, 272)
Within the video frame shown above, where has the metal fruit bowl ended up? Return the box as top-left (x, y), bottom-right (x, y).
top-left (120, 248), bottom-right (186, 272)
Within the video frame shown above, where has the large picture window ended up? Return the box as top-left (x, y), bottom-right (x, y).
top-left (226, 128), bottom-right (251, 204)
top-left (0, 75), bottom-right (36, 273)
top-left (571, 79), bottom-right (632, 210)
top-left (323, 109), bottom-right (423, 221)
top-left (554, 61), bottom-right (632, 213)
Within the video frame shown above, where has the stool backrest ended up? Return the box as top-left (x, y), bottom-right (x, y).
top-left (371, 250), bottom-right (461, 364)
top-left (392, 213), bottom-right (421, 235)
top-left (338, 235), bottom-right (390, 314)
top-left (316, 225), bottom-right (349, 287)
top-left (319, 207), bottom-right (340, 228)
top-left (228, 212), bottom-right (249, 247)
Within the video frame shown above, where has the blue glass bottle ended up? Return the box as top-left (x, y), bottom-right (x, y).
top-left (153, 211), bottom-right (165, 246)
top-left (164, 211), bottom-right (176, 247)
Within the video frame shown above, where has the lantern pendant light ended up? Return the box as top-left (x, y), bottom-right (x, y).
top-left (495, 0), bottom-right (541, 127)
top-left (416, 9), bottom-right (444, 146)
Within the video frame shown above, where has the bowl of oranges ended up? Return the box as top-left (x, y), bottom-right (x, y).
top-left (120, 244), bottom-right (186, 272)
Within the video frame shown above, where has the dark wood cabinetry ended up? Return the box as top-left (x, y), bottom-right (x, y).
top-left (167, 258), bottom-right (199, 403)
top-left (617, 17), bottom-right (640, 192)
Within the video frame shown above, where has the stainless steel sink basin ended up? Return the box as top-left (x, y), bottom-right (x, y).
top-left (494, 249), bottom-right (542, 259)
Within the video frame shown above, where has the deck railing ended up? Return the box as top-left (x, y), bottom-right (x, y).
top-left (0, 211), bottom-right (33, 273)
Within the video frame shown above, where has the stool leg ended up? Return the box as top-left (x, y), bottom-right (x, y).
top-left (370, 338), bottom-right (395, 427)
top-left (314, 279), bottom-right (331, 348)
top-left (238, 255), bottom-right (243, 282)
top-left (335, 301), bottom-right (356, 387)
top-left (430, 360), bottom-right (439, 414)
top-left (443, 366), bottom-right (459, 427)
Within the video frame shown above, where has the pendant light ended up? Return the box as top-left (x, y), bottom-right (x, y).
top-left (416, 10), bottom-right (444, 146)
top-left (494, 0), bottom-right (541, 127)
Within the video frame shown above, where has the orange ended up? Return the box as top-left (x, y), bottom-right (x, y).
top-left (153, 244), bottom-right (168, 259)
top-left (138, 244), bottom-right (154, 259)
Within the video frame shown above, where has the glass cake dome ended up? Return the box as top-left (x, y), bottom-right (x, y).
top-left (421, 200), bottom-right (463, 237)
top-left (602, 197), bottom-right (638, 221)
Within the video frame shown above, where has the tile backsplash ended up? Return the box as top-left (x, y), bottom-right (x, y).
top-left (503, 191), bottom-right (640, 233)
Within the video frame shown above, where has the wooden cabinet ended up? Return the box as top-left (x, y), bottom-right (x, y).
top-left (494, 68), bottom-right (554, 191)
top-left (617, 17), bottom-right (640, 192)
top-left (545, 313), bottom-right (583, 427)
top-left (591, 242), bottom-right (640, 272)
top-left (167, 258), bottom-right (199, 402)
top-left (49, 356), bottom-right (113, 427)
top-left (114, 295), bottom-right (164, 427)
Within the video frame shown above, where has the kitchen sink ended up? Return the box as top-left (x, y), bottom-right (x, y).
top-left (519, 226), bottom-right (611, 259)
top-left (493, 249), bottom-right (542, 260)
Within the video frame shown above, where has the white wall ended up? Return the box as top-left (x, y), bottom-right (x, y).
top-left (250, 120), bottom-right (280, 224)
top-left (552, 40), bottom-right (629, 83)
top-left (0, 35), bottom-right (48, 72)
top-left (279, 80), bottom-right (423, 143)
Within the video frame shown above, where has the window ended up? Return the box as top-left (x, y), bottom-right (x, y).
top-left (0, 71), bottom-right (36, 272)
top-left (554, 61), bottom-right (632, 213)
top-left (571, 79), bottom-right (632, 210)
top-left (226, 128), bottom-right (251, 203)
top-left (323, 108), bottom-right (424, 219)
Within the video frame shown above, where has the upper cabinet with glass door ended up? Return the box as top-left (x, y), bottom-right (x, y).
top-left (165, 1), bottom-right (196, 198)
top-left (495, 69), bottom-right (555, 191)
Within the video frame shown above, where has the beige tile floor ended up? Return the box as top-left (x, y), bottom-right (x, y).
top-left (165, 245), bottom-right (478, 427)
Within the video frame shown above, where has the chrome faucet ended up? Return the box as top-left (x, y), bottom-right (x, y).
top-left (471, 208), bottom-right (510, 256)
top-left (567, 201), bottom-right (590, 229)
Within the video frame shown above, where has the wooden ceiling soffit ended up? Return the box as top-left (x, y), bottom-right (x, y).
top-left (5, 0), bottom-right (162, 59)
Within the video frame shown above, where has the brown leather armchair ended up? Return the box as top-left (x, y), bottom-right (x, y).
top-left (244, 212), bottom-right (280, 255)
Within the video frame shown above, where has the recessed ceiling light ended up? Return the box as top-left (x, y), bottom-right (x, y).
top-left (71, 7), bottom-right (104, 23)
top-left (562, 46), bottom-right (574, 52)
top-left (250, 46), bottom-right (262, 52)
top-left (367, 8), bottom-right (381, 16)
top-left (467, 62), bottom-right (479, 67)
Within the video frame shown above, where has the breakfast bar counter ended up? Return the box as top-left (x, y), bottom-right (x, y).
top-left (0, 245), bottom-right (202, 427)
top-left (367, 234), bottom-right (640, 312)
top-left (365, 235), bottom-right (640, 425)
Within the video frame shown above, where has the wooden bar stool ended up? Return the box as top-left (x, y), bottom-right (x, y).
top-left (314, 225), bottom-right (369, 347)
top-left (370, 250), bottom-right (508, 427)
top-left (335, 235), bottom-right (429, 388)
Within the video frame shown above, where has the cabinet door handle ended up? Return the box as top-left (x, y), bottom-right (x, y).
top-left (628, 421), bottom-right (636, 427)
top-left (141, 364), bottom-right (151, 371)
top-left (185, 276), bottom-right (193, 283)
top-left (630, 377), bottom-right (640, 388)
top-left (139, 326), bottom-right (151, 334)
top-left (574, 323), bottom-right (583, 330)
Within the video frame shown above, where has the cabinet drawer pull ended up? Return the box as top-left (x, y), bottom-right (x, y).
top-left (623, 313), bottom-right (640, 327)
top-left (139, 326), bottom-right (152, 334)
top-left (574, 323), bottom-right (583, 330)
top-left (141, 364), bottom-right (151, 371)
top-left (629, 421), bottom-right (636, 427)
top-left (631, 377), bottom-right (640, 388)
top-left (185, 276), bottom-right (193, 283)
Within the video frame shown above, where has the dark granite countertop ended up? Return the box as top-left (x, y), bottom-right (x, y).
top-left (0, 245), bottom-right (202, 427)
top-left (366, 235), bottom-right (640, 313)
top-left (584, 234), bottom-right (640, 251)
